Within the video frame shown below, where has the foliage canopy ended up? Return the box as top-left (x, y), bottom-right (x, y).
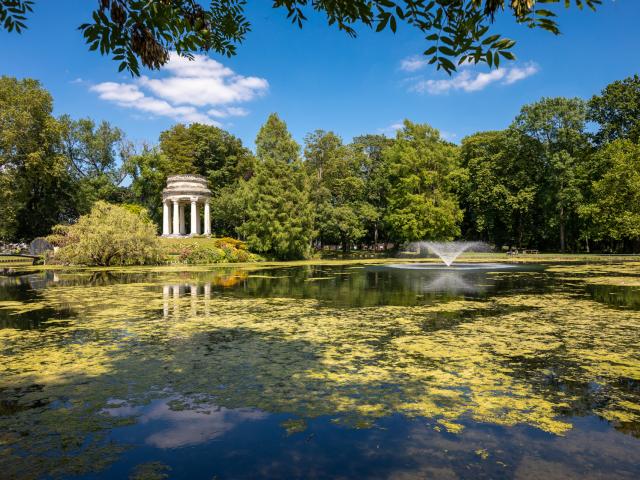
top-left (1, 0), bottom-right (602, 75)
top-left (384, 121), bottom-right (463, 242)
top-left (2, 73), bottom-right (640, 254)
top-left (0, 76), bottom-right (76, 241)
top-left (239, 114), bottom-right (315, 260)
top-left (48, 201), bottom-right (162, 266)
top-left (579, 140), bottom-right (640, 242)
top-left (587, 74), bottom-right (640, 145)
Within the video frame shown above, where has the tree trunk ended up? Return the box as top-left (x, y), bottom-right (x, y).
top-left (559, 206), bottom-right (565, 253)
top-left (518, 215), bottom-right (524, 248)
top-left (374, 222), bottom-right (379, 250)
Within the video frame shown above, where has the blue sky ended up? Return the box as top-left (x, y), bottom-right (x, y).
top-left (1, 1), bottom-right (639, 150)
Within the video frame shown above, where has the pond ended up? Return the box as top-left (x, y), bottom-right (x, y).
top-left (1, 260), bottom-right (640, 479)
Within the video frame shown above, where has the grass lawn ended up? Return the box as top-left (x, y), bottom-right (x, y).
top-left (11, 251), bottom-right (640, 274)
top-left (158, 236), bottom-right (241, 249)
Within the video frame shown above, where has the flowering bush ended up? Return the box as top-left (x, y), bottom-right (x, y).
top-left (176, 241), bottom-right (260, 264)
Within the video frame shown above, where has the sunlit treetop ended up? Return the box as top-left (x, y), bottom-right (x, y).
top-left (1, 0), bottom-right (602, 75)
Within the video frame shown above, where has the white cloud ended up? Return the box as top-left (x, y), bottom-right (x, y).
top-left (207, 106), bottom-right (249, 118)
top-left (408, 62), bottom-right (539, 95)
top-left (414, 69), bottom-right (506, 94)
top-left (400, 56), bottom-right (429, 72)
top-left (378, 121), bottom-right (404, 134)
top-left (90, 82), bottom-right (217, 125)
top-left (400, 55), bottom-right (475, 73)
top-left (91, 82), bottom-right (144, 102)
top-left (90, 52), bottom-right (268, 125)
top-left (504, 63), bottom-right (539, 85)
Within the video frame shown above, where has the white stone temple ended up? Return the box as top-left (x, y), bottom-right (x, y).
top-left (161, 175), bottom-right (212, 236)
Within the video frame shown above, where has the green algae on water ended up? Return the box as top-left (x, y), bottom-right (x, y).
top-left (0, 261), bottom-right (639, 478)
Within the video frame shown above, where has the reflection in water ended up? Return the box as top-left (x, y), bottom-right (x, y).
top-left (588, 283), bottom-right (640, 309)
top-left (105, 396), bottom-right (266, 448)
top-left (369, 263), bottom-right (530, 299)
top-left (422, 271), bottom-right (485, 294)
top-left (162, 283), bottom-right (214, 318)
top-left (384, 262), bottom-right (513, 271)
top-left (0, 262), bottom-right (639, 479)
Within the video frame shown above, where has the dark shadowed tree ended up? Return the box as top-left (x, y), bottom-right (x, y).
top-left (126, 146), bottom-right (172, 226)
top-left (304, 130), bottom-right (374, 251)
top-left (460, 130), bottom-right (541, 248)
top-left (351, 134), bottom-right (394, 247)
top-left (511, 97), bottom-right (590, 252)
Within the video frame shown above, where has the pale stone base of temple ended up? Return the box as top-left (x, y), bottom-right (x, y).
top-left (160, 234), bottom-right (215, 238)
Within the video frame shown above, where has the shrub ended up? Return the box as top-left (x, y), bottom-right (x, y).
top-left (160, 236), bottom-right (260, 264)
top-left (175, 241), bottom-right (261, 264)
top-left (179, 245), bottom-right (226, 264)
top-left (48, 201), bottom-right (161, 266)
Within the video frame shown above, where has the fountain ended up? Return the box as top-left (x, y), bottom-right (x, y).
top-left (384, 240), bottom-right (513, 271)
top-left (372, 240), bottom-right (519, 297)
top-left (413, 241), bottom-right (484, 267)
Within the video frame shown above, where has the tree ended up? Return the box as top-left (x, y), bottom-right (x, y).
top-left (239, 114), bottom-right (314, 260)
top-left (1, 1), bottom-right (602, 75)
top-left (59, 115), bottom-right (132, 209)
top-left (588, 75), bottom-right (640, 145)
top-left (579, 140), bottom-right (640, 248)
top-left (460, 130), bottom-right (539, 248)
top-left (511, 97), bottom-right (590, 251)
top-left (126, 146), bottom-right (172, 226)
top-left (0, 76), bottom-right (76, 241)
top-left (304, 130), bottom-right (373, 251)
top-left (384, 121), bottom-right (462, 243)
top-left (210, 179), bottom-right (253, 238)
top-left (351, 134), bottom-right (394, 247)
top-left (304, 129), bottom-right (343, 182)
top-left (159, 123), bottom-right (255, 194)
top-left (48, 201), bottom-right (161, 266)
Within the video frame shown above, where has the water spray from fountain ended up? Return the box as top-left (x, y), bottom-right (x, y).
top-left (408, 241), bottom-right (487, 266)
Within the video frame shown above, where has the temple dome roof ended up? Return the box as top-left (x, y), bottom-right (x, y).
top-left (162, 174), bottom-right (211, 200)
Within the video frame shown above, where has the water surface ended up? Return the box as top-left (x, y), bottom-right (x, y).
top-left (1, 261), bottom-right (639, 479)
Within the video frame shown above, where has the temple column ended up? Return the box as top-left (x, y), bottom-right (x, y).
top-left (162, 200), bottom-right (170, 236)
top-left (203, 201), bottom-right (211, 235)
top-left (179, 204), bottom-right (186, 235)
top-left (190, 199), bottom-right (198, 236)
top-left (172, 200), bottom-right (180, 235)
